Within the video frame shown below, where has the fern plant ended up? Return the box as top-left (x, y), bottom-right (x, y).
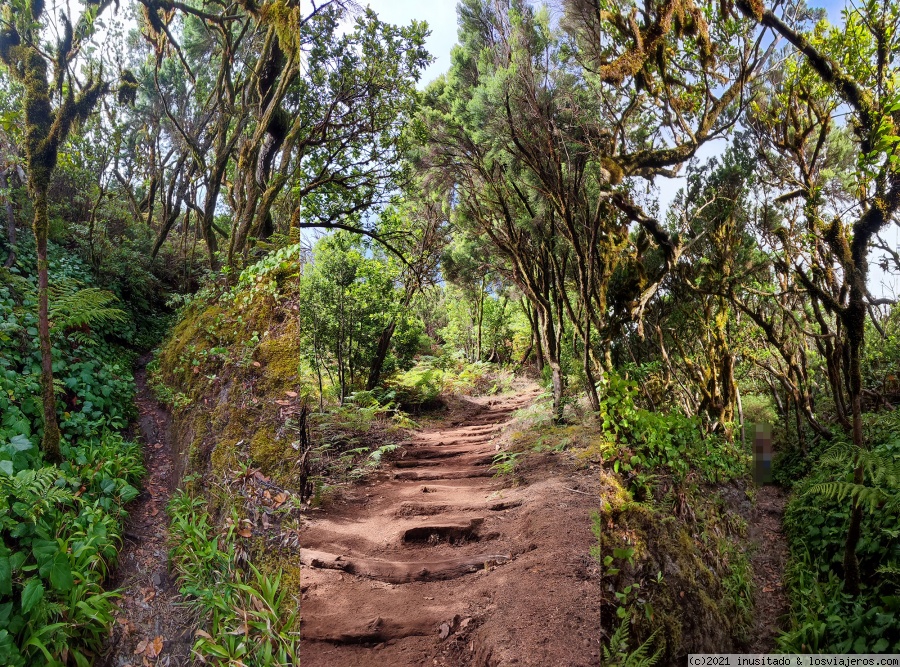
top-left (48, 281), bottom-right (126, 337)
top-left (809, 442), bottom-right (900, 512)
top-left (602, 618), bottom-right (663, 667)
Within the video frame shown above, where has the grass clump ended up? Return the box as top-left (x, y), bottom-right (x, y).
top-left (168, 488), bottom-right (300, 666)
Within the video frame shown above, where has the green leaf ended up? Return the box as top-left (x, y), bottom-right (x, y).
top-left (49, 553), bottom-right (73, 592)
top-left (8, 435), bottom-right (31, 452)
top-left (0, 461), bottom-right (13, 476)
top-left (0, 557), bottom-right (9, 596)
top-left (31, 540), bottom-right (57, 565)
top-left (20, 578), bottom-right (43, 614)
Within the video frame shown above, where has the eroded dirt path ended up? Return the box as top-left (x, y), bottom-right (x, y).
top-left (748, 485), bottom-right (790, 652)
top-left (100, 356), bottom-right (194, 667)
top-left (300, 386), bottom-right (603, 667)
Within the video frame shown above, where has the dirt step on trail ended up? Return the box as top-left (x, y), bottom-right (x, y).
top-left (299, 385), bottom-right (604, 667)
top-left (100, 355), bottom-right (194, 667)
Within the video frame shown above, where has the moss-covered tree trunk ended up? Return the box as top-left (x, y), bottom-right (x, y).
top-left (2, 12), bottom-right (108, 463)
top-left (20, 51), bottom-right (62, 463)
top-left (842, 269), bottom-right (872, 595)
top-left (32, 187), bottom-right (61, 462)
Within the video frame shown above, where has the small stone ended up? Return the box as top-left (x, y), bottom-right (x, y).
top-left (151, 573), bottom-right (162, 587)
top-left (438, 622), bottom-right (451, 640)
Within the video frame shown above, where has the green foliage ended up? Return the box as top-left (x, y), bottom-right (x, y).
top-left (168, 490), bottom-right (299, 666)
top-left (0, 229), bottom-right (144, 662)
top-left (602, 618), bottom-right (662, 667)
top-left (49, 285), bottom-right (126, 339)
top-left (0, 235), bottom-right (136, 445)
top-left (490, 450), bottom-right (522, 476)
top-left (0, 434), bottom-right (143, 665)
top-left (598, 373), bottom-right (747, 484)
top-left (297, 233), bottom-right (424, 400)
top-left (721, 542), bottom-right (755, 643)
top-left (862, 308), bottom-right (900, 401)
top-left (779, 411), bottom-right (900, 652)
top-left (385, 355), bottom-right (513, 410)
top-left (740, 394), bottom-right (778, 430)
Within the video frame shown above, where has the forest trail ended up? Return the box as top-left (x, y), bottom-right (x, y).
top-left (100, 357), bottom-right (194, 667)
top-left (299, 385), bottom-right (603, 667)
top-left (748, 485), bottom-right (790, 652)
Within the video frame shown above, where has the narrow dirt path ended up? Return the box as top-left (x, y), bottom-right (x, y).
top-left (747, 485), bottom-right (790, 652)
top-left (100, 356), bottom-right (194, 667)
top-left (300, 385), bottom-right (603, 667)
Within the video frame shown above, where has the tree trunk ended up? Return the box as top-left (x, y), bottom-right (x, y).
top-left (582, 310), bottom-right (600, 412)
top-left (1, 169), bottom-right (16, 268)
top-left (33, 188), bottom-right (61, 463)
top-left (535, 304), bottom-right (564, 420)
top-left (517, 341), bottom-right (534, 367)
top-left (201, 197), bottom-right (220, 270)
top-left (842, 295), bottom-right (867, 595)
top-left (367, 319), bottom-right (397, 390)
top-left (151, 204), bottom-right (185, 261)
top-left (475, 278), bottom-right (485, 362)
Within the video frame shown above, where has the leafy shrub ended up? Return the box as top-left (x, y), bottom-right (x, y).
top-left (0, 232), bottom-right (145, 663)
top-left (598, 373), bottom-right (747, 484)
top-left (385, 355), bottom-right (513, 410)
top-left (0, 235), bottom-right (137, 446)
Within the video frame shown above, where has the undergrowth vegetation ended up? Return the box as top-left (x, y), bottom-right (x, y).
top-left (0, 234), bottom-right (145, 664)
top-left (168, 488), bottom-right (299, 665)
top-left (583, 369), bottom-right (755, 662)
top-left (3, 0), bottom-right (899, 660)
top-left (776, 410), bottom-right (900, 652)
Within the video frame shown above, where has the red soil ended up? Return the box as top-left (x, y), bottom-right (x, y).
top-left (299, 386), bottom-right (603, 666)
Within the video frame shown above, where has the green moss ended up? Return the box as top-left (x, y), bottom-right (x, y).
top-left (600, 481), bottom-right (753, 660)
top-left (249, 425), bottom-right (279, 466)
top-left (159, 302), bottom-right (224, 386)
top-left (210, 437), bottom-right (242, 476)
top-left (255, 322), bottom-right (303, 390)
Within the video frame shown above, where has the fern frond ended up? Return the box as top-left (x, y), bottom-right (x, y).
top-left (877, 562), bottom-right (900, 577)
top-left (603, 617), bottom-right (631, 663)
top-left (818, 442), bottom-right (855, 469)
top-left (862, 450), bottom-right (900, 488)
top-left (602, 617), bottom-right (663, 667)
top-left (809, 482), bottom-right (888, 512)
top-left (626, 630), bottom-right (663, 667)
top-left (49, 287), bottom-right (126, 332)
